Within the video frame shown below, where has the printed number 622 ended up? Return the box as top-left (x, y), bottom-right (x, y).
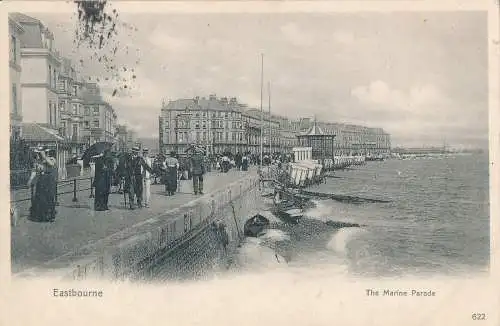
top-left (472, 313), bottom-right (486, 320)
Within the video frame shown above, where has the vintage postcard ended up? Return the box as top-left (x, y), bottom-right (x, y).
top-left (1, 0), bottom-right (499, 325)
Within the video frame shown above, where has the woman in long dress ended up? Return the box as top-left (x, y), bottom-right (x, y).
top-left (28, 148), bottom-right (57, 222)
top-left (163, 151), bottom-right (179, 196)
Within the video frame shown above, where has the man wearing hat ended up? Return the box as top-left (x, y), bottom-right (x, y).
top-left (127, 146), bottom-right (153, 209)
top-left (189, 146), bottom-right (205, 195)
top-left (142, 148), bottom-right (153, 207)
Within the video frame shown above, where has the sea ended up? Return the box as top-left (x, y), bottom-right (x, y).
top-left (230, 153), bottom-right (490, 278)
top-left (151, 153), bottom-right (490, 281)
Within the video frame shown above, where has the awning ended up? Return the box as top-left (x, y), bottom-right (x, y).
top-left (21, 122), bottom-right (64, 142)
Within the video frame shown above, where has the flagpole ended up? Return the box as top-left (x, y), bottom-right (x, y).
top-left (268, 81), bottom-right (271, 155)
top-left (260, 53), bottom-right (264, 168)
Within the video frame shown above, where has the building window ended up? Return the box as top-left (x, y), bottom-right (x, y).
top-left (72, 104), bottom-right (78, 115)
top-left (73, 85), bottom-right (78, 97)
top-left (60, 121), bottom-right (66, 137)
top-left (202, 121), bottom-right (206, 129)
top-left (48, 101), bottom-right (53, 125)
top-left (59, 101), bottom-right (65, 111)
top-left (196, 132), bottom-right (201, 141)
top-left (72, 124), bottom-right (78, 139)
top-left (203, 132), bottom-right (207, 141)
top-left (84, 106), bottom-right (90, 115)
top-left (196, 112), bottom-right (200, 118)
top-left (224, 112), bottom-right (228, 118)
top-left (195, 121), bottom-right (200, 129)
top-left (11, 84), bottom-right (17, 114)
top-left (84, 121), bottom-right (89, 128)
top-left (225, 132), bottom-right (228, 141)
top-left (232, 133), bottom-right (236, 141)
top-left (93, 106), bottom-right (99, 115)
top-left (165, 121), bottom-right (169, 128)
top-left (10, 36), bottom-right (16, 64)
top-left (48, 66), bottom-right (52, 87)
top-left (53, 69), bottom-right (57, 89)
top-left (92, 120), bottom-right (99, 128)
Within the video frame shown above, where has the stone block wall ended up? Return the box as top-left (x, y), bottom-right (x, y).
top-left (54, 174), bottom-right (263, 282)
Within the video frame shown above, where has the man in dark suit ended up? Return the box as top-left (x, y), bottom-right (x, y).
top-left (128, 147), bottom-right (153, 209)
top-left (190, 148), bottom-right (205, 195)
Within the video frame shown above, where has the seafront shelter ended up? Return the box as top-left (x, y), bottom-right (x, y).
top-left (296, 118), bottom-right (335, 164)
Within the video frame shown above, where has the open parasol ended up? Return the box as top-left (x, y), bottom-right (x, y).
top-left (82, 142), bottom-right (114, 167)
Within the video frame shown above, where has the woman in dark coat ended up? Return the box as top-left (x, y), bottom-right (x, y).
top-left (241, 154), bottom-right (249, 171)
top-left (93, 150), bottom-right (113, 211)
top-left (28, 148), bottom-right (58, 222)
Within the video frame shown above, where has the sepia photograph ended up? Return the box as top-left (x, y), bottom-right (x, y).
top-left (3, 0), bottom-right (499, 325)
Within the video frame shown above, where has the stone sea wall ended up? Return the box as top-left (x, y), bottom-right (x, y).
top-left (51, 174), bottom-right (264, 282)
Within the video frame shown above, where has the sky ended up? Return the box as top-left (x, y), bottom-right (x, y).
top-left (32, 8), bottom-right (488, 148)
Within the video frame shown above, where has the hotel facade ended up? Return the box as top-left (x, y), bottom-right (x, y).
top-left (9, 13), bottom-right (127, 178)
top-left (9, 16), bottom-right (24, 141)
top-left (159, 95), bottom-right (392, 156)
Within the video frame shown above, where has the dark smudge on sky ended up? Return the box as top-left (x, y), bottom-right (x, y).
top-left (73, 0), bottom-right (139, 97)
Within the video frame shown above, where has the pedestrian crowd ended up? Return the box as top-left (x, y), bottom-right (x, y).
top-left (23, 142), bottom-right (292, 223)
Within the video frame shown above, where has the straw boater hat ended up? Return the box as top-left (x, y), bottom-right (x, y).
top-left (143, 147), bottom-right (149, 153)
top-left (132, 146), bottom-right (140, 152)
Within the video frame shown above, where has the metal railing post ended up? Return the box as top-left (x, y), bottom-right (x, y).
top-left (72, 179), bottom-right (78, 202)
top-left (89, 177), bottom-right (94, 198)
top-left (55, 182), bottom-right (59, 206)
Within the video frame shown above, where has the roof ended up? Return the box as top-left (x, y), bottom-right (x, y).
top-left (21, 122), bottom-right (64, 142)
top-left (299, 118), bottom-right (325, 136)
top-left (81, 83), bottom-right (106, 104)
top-left (10, 13), bottom-right (53, 49)
top-left (163, 97), bottom-right (246, 112)
top-left (10, 12), bottom-right (40, 24)
top-left (60, 57), bottom-right (74, 76)
top-left (8, 17), bottom-right (25, 34)
top-left (243, 109), bottom-right (277, 123)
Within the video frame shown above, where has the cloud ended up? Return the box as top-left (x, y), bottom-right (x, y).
top-left (101, 67), bottom-right (163, 110)
top-left (148, 29), bottom-right (194, 52)
top-left (280, 23), bottom-right (314, 47)
top-left (32, 12), bottom-right (487, 147)
top-left (351, 81), bottom-right (447, 115)
top-left (332, 31), bottom-right (355, 44)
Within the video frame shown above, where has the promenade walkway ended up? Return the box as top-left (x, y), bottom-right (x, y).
top-left (11, 168), bottom-right (257, 274)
